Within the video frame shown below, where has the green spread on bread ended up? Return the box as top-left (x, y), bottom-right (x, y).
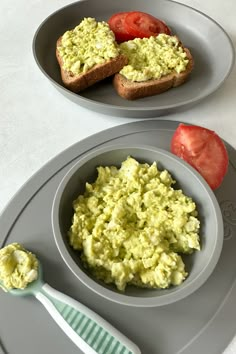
top-left (57, 18), bottom-right (120, 75)
top-left (119, 35), bottom-right (189, 82)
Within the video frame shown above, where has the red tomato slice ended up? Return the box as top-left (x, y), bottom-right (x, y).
top-left (124, 11), bottom-right (171, 38)
top-left (108, 12), bottom-right (135, 42)
top-left (170, 124), bottom-right (229, 190)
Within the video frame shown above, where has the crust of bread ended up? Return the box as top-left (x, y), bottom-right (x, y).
top-left (113, 47), bottom-right (194, 100)
top-left (56, 37), bottom-right (128, 93)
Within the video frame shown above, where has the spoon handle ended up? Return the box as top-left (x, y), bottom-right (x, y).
top-left (35, 283), bottom-right (141, 354)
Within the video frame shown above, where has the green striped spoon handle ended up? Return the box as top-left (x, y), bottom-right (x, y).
top-left (35, 283), bottom-right (141, 354)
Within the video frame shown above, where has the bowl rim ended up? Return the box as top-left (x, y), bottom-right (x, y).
top-left (51, 144), bottom-right (224, 307)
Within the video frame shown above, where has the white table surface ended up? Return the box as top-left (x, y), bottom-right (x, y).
top-left (0, 0), bottom-right (235, 353)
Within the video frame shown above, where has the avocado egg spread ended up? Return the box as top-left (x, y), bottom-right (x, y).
top-left (68, 157), bottom-right (200, 291)
top-left (57, 17), bottom-right (120, 75)
top-left (119, 34), bottom-right (189, 82)
top-left (0, 243), bottom-right (38, 291)
top-left (57, 17), bottom-right (188, 81)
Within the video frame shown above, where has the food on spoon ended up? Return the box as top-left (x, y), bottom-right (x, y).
top-left (56, 17), bottom-right (128, 93)
top-left (108, 11), bottom-right (171, 42)
top-left (68, 157), bottom-right (200, 291)
top-left (171, 124), bottom-right (229, 190)
top-left (113, 34), bottom-right (193, 100)
top-left (0, 243), bottom-right (38, 291)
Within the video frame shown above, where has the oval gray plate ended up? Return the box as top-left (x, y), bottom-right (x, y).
top-left (32, 0), bottom-right (235, 118)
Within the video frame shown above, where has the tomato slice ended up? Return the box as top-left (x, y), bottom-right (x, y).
top-left (170, 124), bottom-right (229, 190)
top-left (124, 11), bottom-right (171, 38)
top-left (108, 12), bottom-right (136, 42)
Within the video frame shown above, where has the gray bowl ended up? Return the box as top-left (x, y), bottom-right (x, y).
top-left (32, 0), bottom-right (235, 118)
top-left (52, 145), bottom-right (224, 306)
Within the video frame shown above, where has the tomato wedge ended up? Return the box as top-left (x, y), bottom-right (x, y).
top-left (124, 11), bottom-right (171, 38)
top-left (108, 12), bottom-right (135, 42)
top-left (170, 124), bottom-right (229, 190)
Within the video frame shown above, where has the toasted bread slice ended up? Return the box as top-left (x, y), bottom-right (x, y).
top-left (113, 47), bottom-right (194, 100)
top-left (56, 37), bottom-right (128, 93)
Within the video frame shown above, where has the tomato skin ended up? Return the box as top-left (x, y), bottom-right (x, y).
top-left (108, 11), bottom-right (171, 42)
top-left (124, 11), bottom-right (171, 38)
top-left (170, 124), bottom-right (229, 190)
top-left (108, 12), bottom-right (136, 42)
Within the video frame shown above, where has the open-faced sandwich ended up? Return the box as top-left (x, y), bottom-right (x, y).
top-left (56, 17), bottom-right (128, 93)
top-left (113, 34), bottom-right (193, 100)
top-left (56, 12), bottom-right (194, 100)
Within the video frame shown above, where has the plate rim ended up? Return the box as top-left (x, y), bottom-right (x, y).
top-left (1, 119), bottom-right (236, 353)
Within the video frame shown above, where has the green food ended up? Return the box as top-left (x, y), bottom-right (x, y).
top-left (119, 34), bottom-right (189, 82)
top-left (0, 243), bottom-right (38, 291)
top-left (69, 157), bottom-right (200, 291)
top-left (58, 17), bottom-right (120, 75)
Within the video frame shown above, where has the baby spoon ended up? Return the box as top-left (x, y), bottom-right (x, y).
top-left (1, 262), bottom-right (141, 354)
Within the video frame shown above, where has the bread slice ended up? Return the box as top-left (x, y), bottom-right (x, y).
top-left (113, 47), bottom-right (194, 100)
top-left (56, 37), bottom-right (128, 93)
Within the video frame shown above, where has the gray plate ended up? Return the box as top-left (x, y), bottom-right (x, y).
top-left (32, 0), bottom-right (235, 118)
top-left (1, 120), bottom-right (236, 354)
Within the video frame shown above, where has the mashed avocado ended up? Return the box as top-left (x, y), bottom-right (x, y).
top-left (119, 34), bottom-right (189, 82)
top-left (58, 17), bottom-right (120, 75)
top-left (0, 243), bottom-right (38, 291)
top-left (69, 157), bottom-right (200, 291)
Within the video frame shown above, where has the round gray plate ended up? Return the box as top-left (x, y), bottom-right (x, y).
top-left (1, 120), bottom-right (236, 354)
top-left (32, 0), bottom-right (235, 118)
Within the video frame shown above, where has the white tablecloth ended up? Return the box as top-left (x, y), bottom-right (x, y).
top-left (0, 0), bottom-right (235, 352)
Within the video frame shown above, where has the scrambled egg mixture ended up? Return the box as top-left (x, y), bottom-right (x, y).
top-left (57, 17), bottom-right (189, 81)
top-left (58, 17), bottom-right (120, 75)
top-left (0, 243), bottom-right (38, 291)
top-left (119, 34), bottom-right (189, 82)
top-left (69, 157), bottom-right (200, 291)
